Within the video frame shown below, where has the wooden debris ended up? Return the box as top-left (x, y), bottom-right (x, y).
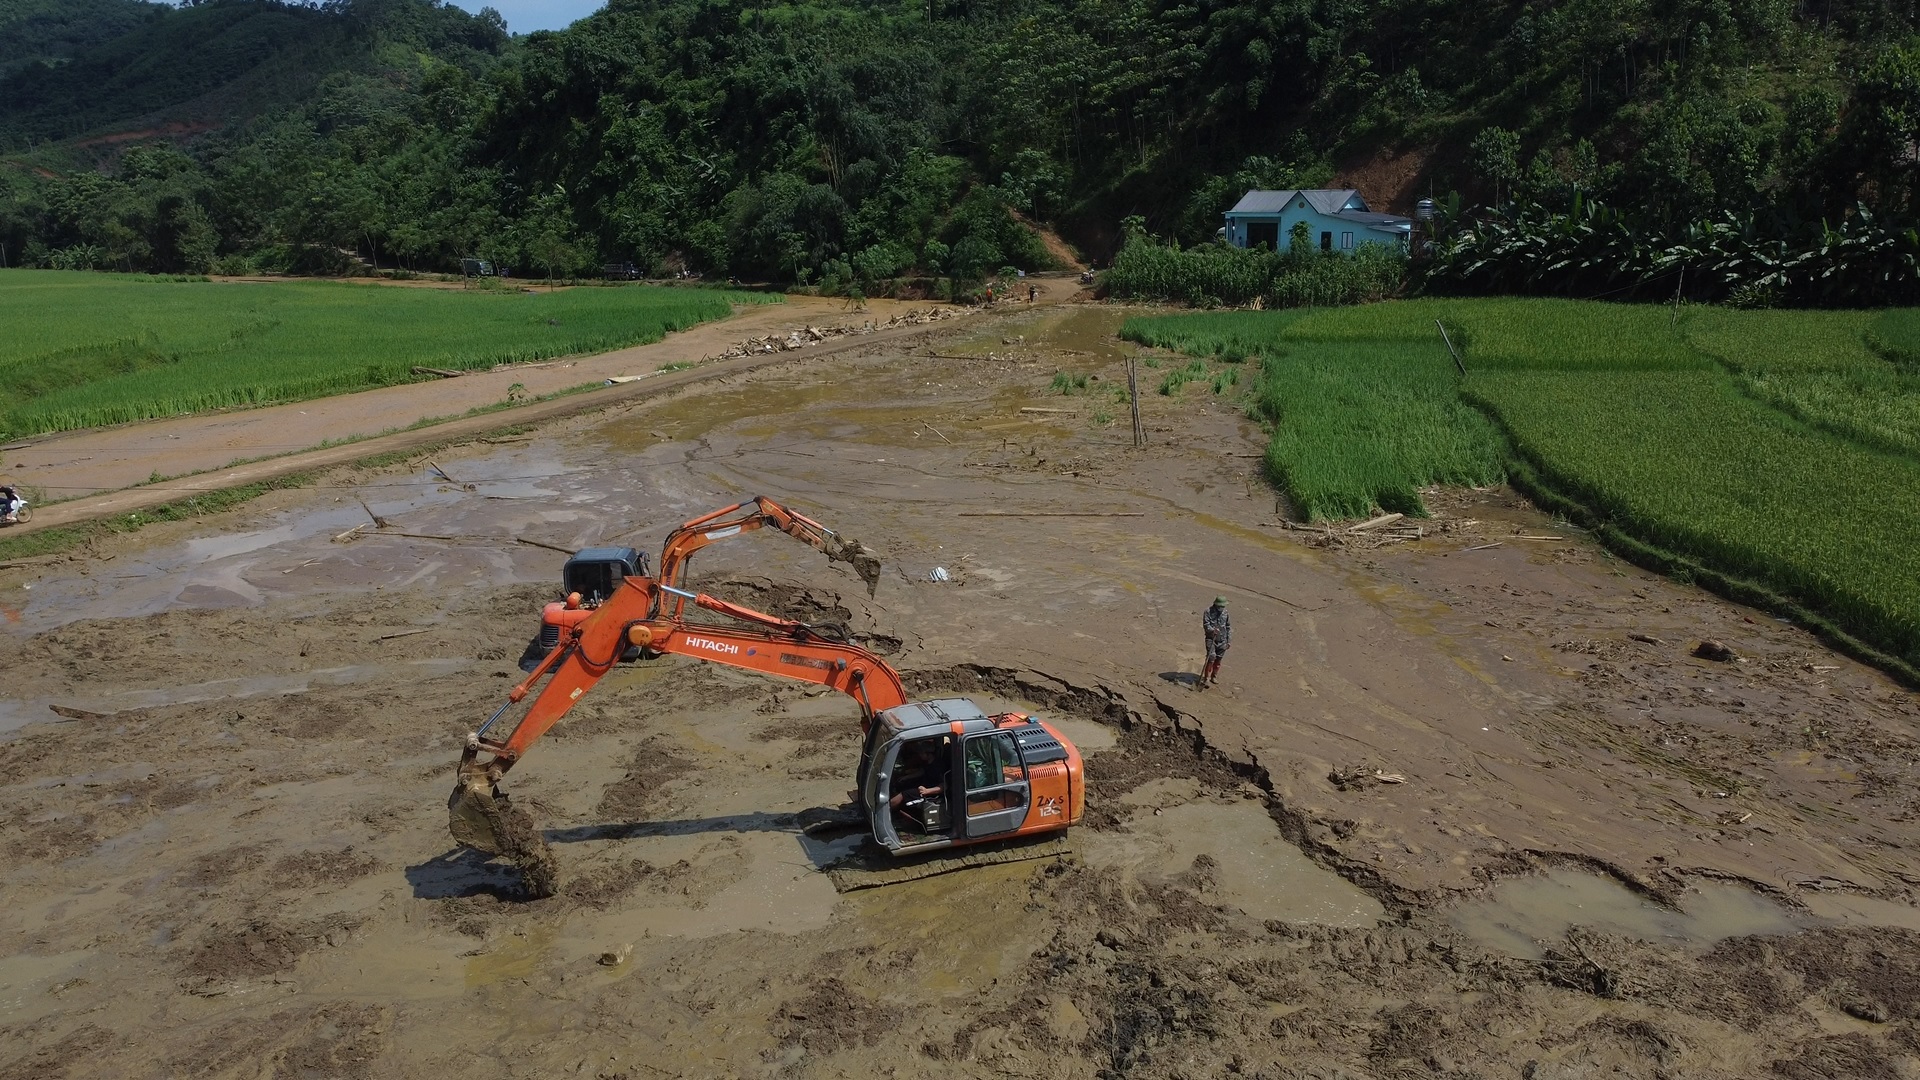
top-left (49, 704), bottom-right (113, 721)
top-left (515, 537), bottom-right (575, 555)
top-left (410, 366), bottom-right (464, 378)
top-left (428, 460), bottom-right (476, 491)
top-left (1463, 541), bottom-right (1504, 551)
top-left (922, 424), bottom-right (954, 445)
top-left (355, 500), bottom-right (390, 529)
top-left (332, 523), bottom-right (367, 544)
top-left (1329, 765), bottom-right (1408, 791)
top-left (1348, 512), bottom-right (1405, 533)
top-left (1628, 633), bottom-right (1665, 646)
top-left (1018, 407), bottom-right (1072, 415)
top-left (378, 628), bottom-right (433, 641)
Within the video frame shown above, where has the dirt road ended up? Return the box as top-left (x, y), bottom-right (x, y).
top-left (0, 282), bottom-right (1073, 513)
top-left (3, 304), bottom-right (1918, 1078)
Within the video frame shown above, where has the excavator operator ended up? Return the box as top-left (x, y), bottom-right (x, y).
top-left (889, 738), bottom-right (950, 833)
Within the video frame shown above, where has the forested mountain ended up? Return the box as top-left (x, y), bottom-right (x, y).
top-left (1, 0), bottom-right (1915, 286)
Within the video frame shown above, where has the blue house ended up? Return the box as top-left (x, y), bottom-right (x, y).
top-left (1221, 190), bottom-right (1412, 252)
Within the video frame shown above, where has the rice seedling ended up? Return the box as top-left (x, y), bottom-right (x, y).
top-left (1126, 309), bottom-right (1503, 519)
top-left (1468, 368), bottom-right (1920, 672)
top-left (1682, 307), bottom-right (1920, 459)
top-left (1050, 371), bottom-right (1091, 394)
top-left (1448, 299), bottom-right (1708, 371)
top-left (1686, 308), bottom-right (1883, 373)
top-left (1258, 341), bottom-right (1504, 519)
top-left (0, 271), bottom-right (769, 438)
top-left (1866, 309), bottom-right (1920, 369)
top-left (1121, 310), bottom-right (1311, 354)
top-left (1158, 359), bottom-right (1208, 395)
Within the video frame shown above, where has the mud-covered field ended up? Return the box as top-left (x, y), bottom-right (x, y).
top-left (5, 306), bottom-right (1920, 1078)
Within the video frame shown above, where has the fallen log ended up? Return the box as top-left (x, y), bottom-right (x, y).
top-left (1348, 512), bottom-right (1404, 533)
top-left (1018, 407), bottom-right (1073, 415)
top-left (411, 366), bottom-right (465, 378)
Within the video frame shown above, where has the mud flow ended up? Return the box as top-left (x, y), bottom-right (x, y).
top-left (4, 304), bottom-right (1920, 1078)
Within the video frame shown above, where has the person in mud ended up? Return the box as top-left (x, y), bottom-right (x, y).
top-left (889, 738), bottom-right (949, 828)
top-left (1201, 596), bottom-right (1230, 687)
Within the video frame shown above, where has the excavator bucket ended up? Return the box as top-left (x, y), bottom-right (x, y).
top-left (825, 536), bottom-right (883, 597)
top-left (448, 774), bottom-right (559, 899)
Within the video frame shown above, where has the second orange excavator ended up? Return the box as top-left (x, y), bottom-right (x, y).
top-left (451, 558), bottom-right (1085, 896)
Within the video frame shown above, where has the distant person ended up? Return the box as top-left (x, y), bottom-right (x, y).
top-left (1201, 596), bottom-right (1230, 687)
top-left (985, 283), bottom-right (994, 305)
top-left (0, 484), bottom-right (20, 522)
top-left (1027, 283), bottom-right (1038, 303)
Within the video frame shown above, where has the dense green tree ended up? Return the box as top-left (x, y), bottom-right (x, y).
top-left (1, 0), bottom-right (1916, 290)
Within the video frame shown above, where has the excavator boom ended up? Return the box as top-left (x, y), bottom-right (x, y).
top-left (656, 496), bottom-right (881, 609)
top-left (540, 495), bottom-right (881, 646)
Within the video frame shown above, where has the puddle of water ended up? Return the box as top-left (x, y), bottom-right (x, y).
top-left (466, 927), bottom-right (558, 988)
top-left (1450, 868), bottom-right (1804, 959)
top-left (1086, 779), bottom-right (1383, 928)
top-left (1802, 892), bottom-right (1920, 933)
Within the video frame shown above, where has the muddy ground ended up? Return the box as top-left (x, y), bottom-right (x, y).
top-left (4, 305), bottom-right (1920, 1079)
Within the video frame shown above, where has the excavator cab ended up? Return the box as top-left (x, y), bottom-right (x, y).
top-left (863, 699), bottom-right (1078, 854)
top-left (540, 547), bottom-right (647, 651)
top-left (563, 546), bottom-right (647, 604)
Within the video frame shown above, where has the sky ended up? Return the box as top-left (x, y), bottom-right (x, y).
top-left (444, 0), bottom-right (606, 33)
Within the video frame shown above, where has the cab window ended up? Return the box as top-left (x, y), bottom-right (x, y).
top-left (964, 732), bottom-right (1026, 817)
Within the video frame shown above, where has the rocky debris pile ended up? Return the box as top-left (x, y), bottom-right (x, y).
top-left (706, 307), bottom-right (962, 360)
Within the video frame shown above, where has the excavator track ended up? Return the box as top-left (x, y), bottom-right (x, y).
top-left (824, 834), bottom-right (1073, 892)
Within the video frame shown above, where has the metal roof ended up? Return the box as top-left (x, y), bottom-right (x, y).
top-left (1226, 189), bottom-right (1370, 215)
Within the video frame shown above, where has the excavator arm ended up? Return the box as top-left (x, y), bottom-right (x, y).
top-left (451, 574), bottom-right (909, 891)
top-left (654, 496), bottom-right (882, 611)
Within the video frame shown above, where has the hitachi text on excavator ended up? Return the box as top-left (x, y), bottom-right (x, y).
top-left (448, 499), bottom-right (1086, 896)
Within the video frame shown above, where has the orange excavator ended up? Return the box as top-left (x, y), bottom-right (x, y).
top-left (537, 496), bottom-right (882, 652)
top-left (452, 574), bottom-right (1085, 897)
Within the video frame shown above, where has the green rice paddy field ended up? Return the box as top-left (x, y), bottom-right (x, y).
top-left (0, 271), bottom-right (772, 438)
top-left (1123, 299), bottom-right (1920, 680)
